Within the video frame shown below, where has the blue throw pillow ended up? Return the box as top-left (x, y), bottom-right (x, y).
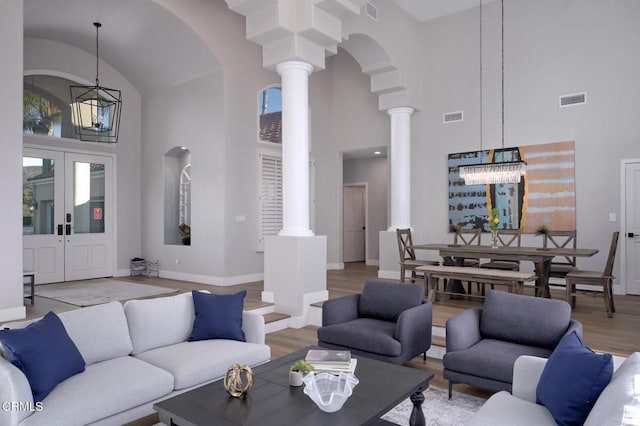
top-left (536, 331), bottom-right (613, 426)
top-left (189, 290), bottom-right (246, 342)
top-left (0, 312), bottom-right (85, 402)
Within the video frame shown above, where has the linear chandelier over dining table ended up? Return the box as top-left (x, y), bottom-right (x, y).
top-left (460, 0), bottom-right (526, 185)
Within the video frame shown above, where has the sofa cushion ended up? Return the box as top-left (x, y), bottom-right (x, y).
top-left (124, 291), bottom-right (197, 355)
top-left (19, 356), bottom-right (174, 426)
top-left (536, 331), bottom-right (613, 426)
top-left (317, 318), bottom-right (401, 356)
top-left (443, 339), bottom-right (552, 384)
top-left (135, 340), bottom-right (271, 390)
top-left (189, 290), bottom-right (246, 342)
top-left (57, 301), bottom-right (133, 365)
top-left (0, 312), bottom-right (85, 402)
top-left (584, 352), bottom-right (640, 426)
top-left (480, 291), bottom-right (571, 349)
top-left (358, 280), bottom-right (423, 322)
top-left (468, 391), bottom-right (556, 426)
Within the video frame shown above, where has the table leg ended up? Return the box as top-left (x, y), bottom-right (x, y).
top-left (409, 390), bottom-right (425, 426)
top-left (442, 256), bottom-right (467, 295)
top-left (533, 259), bottom-right (552, 298)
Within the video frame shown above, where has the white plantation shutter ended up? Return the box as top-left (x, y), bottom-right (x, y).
top-left (257, 152), bottom-right (315, 252)
top-left (258, 153), bottom-right (283, 251)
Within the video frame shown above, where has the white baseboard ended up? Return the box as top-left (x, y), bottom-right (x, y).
top-left (157, 270), bottom-right (264, 287)
top-left (366, 258), bottom-right (380, 266)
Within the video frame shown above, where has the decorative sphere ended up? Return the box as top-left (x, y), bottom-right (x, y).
top-left (224, 364), bottom-right (254, 398)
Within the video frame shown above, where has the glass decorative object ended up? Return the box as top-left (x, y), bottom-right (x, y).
top-left (302, 372), bottom-right (359, 413)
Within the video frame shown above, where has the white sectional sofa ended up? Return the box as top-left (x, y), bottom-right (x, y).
top-left (469, 352), bottom-right (640, 426)
top-left (0, 291), bottom-right (271, 426)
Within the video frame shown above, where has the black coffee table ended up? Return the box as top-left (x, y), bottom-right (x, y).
top-left (154, 346), bottom-right (433, 426)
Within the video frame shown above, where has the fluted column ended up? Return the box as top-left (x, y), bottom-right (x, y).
top-left (276, 61), bottom-right (314, 237)
top-left (387, 107), bottom-right (414, 230)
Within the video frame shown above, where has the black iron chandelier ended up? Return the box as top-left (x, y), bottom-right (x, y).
top-left (70, 22), bottom-right (122, 143)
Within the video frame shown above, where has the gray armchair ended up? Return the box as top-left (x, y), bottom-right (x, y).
top-left (443, 290), bottom-right (582, 397)
top-left (317, 279), bottom-right (432, 365)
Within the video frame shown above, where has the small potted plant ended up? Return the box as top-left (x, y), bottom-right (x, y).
top-left (179, 223), bottom-right (191, 246)
top-left (289, 360), bottom-right (314, 387)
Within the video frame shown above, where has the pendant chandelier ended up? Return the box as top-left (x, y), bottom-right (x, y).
top-left (459, 0), bottom-right (526, 185)
top-left (70, 22), bottom-right (122, 143)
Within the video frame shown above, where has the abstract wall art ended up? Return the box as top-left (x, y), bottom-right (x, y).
top-left (448, 141), bottom-right (576, 233)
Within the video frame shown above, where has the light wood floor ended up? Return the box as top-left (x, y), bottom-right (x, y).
top-left (22, 262), bottom-right (640, 425)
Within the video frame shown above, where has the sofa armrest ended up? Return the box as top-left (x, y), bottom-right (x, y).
top-left (322, 294), bottom-right (360, 326)
top-left (512, 355), bottom-right (548, 402)
top-left (446, 308), bottom-right (482, 352)
top-left (395, 301), bottom-right (433, 353)
top-left (242, 311), bottom-right (265, 345)
top-left (564, 319), bottom-right (583, 338)
top-left (0, 356), bottom-right (34, 425)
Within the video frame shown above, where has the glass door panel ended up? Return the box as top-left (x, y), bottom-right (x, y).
top-left (72, 161), bottom-right (105, 234)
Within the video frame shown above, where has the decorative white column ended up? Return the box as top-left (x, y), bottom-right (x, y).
top-left (276, 61), bottom-right (314, 237)
top-left (387, 107), bottom-right (414, 230)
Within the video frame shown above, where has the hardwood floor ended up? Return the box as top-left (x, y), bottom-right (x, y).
top-left (21, 262), bottom-right (640, 425)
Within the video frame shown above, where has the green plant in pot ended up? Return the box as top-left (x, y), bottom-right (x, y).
top-left (289, 360), bottom-right (314, 387)
top-left (179, 223), bottom-right (191, 246)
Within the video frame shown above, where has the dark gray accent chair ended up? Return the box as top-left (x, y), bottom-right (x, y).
top-left (443, 290), bottom-right (582, 397)
top-left (317, 279), bottom-right (432, 365)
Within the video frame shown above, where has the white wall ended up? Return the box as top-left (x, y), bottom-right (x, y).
top-left (0, 0), bottom-right (25, 321)
top-left (343, 157), bottom-right (388, 264)
top-left (142, 72), bottom-right (226, 281)
top-left (23, 38), bottom-right (143, 277)
top-left (311, 48), bottom-right (390, 266)
top-left (413, 0), bottom-right (640, 291)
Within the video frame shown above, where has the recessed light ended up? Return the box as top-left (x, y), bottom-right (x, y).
top-left (374, 151), bottom-right (381, 155)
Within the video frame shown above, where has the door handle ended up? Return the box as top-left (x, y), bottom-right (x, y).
top-left (65, 224), bottom-right (71, 235)
top-left (66, 213), bottom-right (71, 223)
top-left (57, 224), bottom-right (64, 236)
top-left (629, 232), bottom-right (638, 238)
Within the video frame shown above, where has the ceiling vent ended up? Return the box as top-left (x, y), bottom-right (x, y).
top-left (560, 92), bottom-right (586, 107)
top-left (365, 2), bottom-right (378, 21)
top-left (443, 111), bottom-right (464, 123)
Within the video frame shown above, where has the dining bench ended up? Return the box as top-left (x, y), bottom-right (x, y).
top-left (416, 265), bottom-right (537, 302)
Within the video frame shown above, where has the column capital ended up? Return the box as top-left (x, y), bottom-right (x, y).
top-left (387, 107), bottom-right (414, 116)
top-left (276, 61), bottom-right (314, 76)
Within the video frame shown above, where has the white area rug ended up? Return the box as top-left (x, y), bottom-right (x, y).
top-left (381, 386), bottom-right (485, 425)
top-left (36, 279), bottom-right (179, 306)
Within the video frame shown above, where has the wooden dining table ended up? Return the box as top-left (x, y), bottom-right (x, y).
top-left (411, 243), bottom-right (599, 298)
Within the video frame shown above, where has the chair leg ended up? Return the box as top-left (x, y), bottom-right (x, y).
top-left (448, 381), bottom-right (453, 400)
top-left (608, 278), bottom-right (616, 313)
top-left (400, 265), bottom-right (406, 283)
top-left (603, 279), bottom-right (613, 318)
top-left (423, 352), bottom-right (426, 363)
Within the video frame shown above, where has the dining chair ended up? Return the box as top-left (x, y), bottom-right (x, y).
top-left (453, 228), bottom-right (481, 294)
top-left (543, 230), bottom-right (577, 279)
top-left (480, 229), bottom-right (521, 271)
top-left (396, 228), bottom-right (439, 284)
top-left (565, 231), bottom-right (619, 318)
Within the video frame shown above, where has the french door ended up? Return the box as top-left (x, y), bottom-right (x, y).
top-left (23, 148), bottom-right (114, 283)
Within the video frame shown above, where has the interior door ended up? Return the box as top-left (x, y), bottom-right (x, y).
top-left (64, 153), bottom-right (114, 281)
top-left (23, 149), bottom-right (65, 283)
top-left (343, 185), bottom-right (366, 262)
top-left (625, 162), bottom-right (640, 295)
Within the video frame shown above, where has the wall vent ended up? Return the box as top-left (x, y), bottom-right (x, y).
top-left (443, 111), bottom-right (464, 123)
top-left (365, 2), bottom-right (378, 21)
top-left (560, 92), bottom-right (586, 107)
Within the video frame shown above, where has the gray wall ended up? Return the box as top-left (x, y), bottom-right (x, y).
top-left (343, 157), bottom-right (388, 264)
top-left (0, 0), bottom-right (24, 321)
top-left (413, 0), bottom-right (640, 284)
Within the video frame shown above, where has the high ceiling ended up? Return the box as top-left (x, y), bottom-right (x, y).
top-left (391, 0), bottom-right (482, 23)
top-left (23, 0), bottom-right (220, 96)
